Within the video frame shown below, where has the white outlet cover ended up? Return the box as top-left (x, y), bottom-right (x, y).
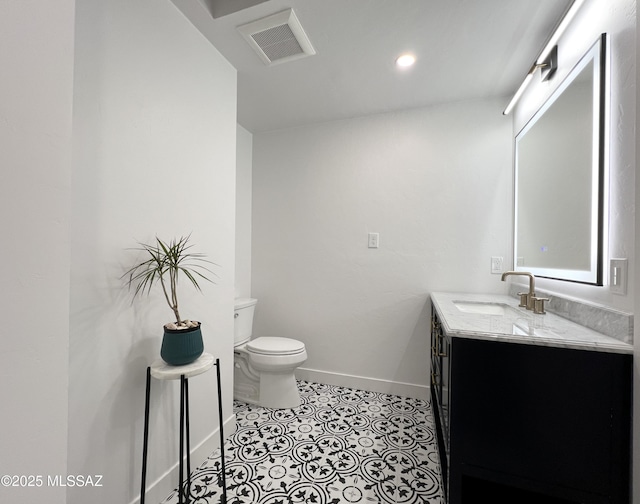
top-left (491, 256), bottom-right (504, 274)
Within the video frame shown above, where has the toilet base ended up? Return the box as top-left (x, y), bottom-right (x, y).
top-left (234, 349), bottom-right (303, 409)
top-left (259, 371), bottom-right (301, 409)
top-left (233, 369), bottom-right (259, 405)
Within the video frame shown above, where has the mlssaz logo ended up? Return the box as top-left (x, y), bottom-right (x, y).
top-left (48, 474), bottom-right (103, 487)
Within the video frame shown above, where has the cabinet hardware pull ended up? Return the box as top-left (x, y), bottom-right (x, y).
top-left (437, 333), bottom-right (447, 357)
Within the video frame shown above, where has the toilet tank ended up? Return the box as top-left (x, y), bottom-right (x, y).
top-left (234, 298), bottom-right (258, 346)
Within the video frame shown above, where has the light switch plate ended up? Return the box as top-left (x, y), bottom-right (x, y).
top-left (610, 258), bottom-right (628, 295)
top-left (368, 232), bottom-right (379, 249)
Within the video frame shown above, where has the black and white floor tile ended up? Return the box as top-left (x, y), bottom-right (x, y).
top-left (161, 381), bottom-right (444, 504)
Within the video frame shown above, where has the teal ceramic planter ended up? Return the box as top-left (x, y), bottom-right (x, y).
top-left (160, 323), bottom-right (204, 366)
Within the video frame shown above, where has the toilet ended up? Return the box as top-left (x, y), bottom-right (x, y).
top-left (233, 298), bottom-right (307, 409)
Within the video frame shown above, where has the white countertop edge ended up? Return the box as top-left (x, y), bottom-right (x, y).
top-left (431, 292), bottom-right (633, 355)
top-left (443, 329), bottom-right (633, 354)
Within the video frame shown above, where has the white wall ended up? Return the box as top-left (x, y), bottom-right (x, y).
top-left (236, 125), bottom-right (253, 298)
top-left (514, 0), bottom-right (635, 312)
top-left (635, 2), bottom-right (640, 495)
top-left (70, 1), bottom-right (237, 503)
top-left (252, 98), bottom-right (513, 397)
top-left (0, 1), bottom-right (75, 503)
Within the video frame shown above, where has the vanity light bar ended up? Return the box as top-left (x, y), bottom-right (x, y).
top-left (537, 0), bottom-right (586, 65)
top-left (503, 63), bottom-right (544, 116)
top-left (503, 0), bottom-right (586, 115)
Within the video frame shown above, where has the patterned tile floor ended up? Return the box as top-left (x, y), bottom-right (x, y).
top-left (161, 381), bottom-right (444, 504)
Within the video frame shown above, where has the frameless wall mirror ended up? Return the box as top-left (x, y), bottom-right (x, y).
top-left (514, 34), bottom-right (607, 285)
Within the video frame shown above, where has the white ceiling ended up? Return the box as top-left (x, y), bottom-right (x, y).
top-left (173, 0), bottom-right (573, 132)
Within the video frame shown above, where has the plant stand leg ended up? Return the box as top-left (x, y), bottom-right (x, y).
top-left (179, 374), bottom-right (185, 504)
top-left (215, 358), bottom-right (228, 504)
top-left (140, 367), bottom-right (151, 504)
top-left (185, 377), bottom-right (191, 504)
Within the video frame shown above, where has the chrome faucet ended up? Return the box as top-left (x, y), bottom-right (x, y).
top-left (501, 271), bottom-right (548, 314)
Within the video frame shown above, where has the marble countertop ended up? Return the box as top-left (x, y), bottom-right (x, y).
top-left (431, 292), bottom-right (633, 355)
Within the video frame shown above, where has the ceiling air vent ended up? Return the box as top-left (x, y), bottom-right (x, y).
top-left (238, 9), bottom-right (315, 66)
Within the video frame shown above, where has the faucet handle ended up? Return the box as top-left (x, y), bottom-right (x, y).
top-left (532, 296), bottom-right (550, 315)
top-left (516, 292), bottom-right (529, 308)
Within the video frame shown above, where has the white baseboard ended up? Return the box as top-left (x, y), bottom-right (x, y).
top-left (130, 413), bottom-right (237, 504)
top-left (295, 367), bottom-right (429, 400)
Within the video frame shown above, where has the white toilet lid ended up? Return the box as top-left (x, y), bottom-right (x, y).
top-left (247, 337), bottom-right (306, 356)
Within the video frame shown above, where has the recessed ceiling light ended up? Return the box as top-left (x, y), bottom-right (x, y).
top-left (396, 54), bottom-right (416, 68)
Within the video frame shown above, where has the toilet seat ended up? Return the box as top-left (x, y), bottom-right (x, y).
top-left (247, 337), bottom-right (305, 356)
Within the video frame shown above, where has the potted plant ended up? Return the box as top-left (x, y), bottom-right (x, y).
top-left (124, 235), bottom-right (215, 366)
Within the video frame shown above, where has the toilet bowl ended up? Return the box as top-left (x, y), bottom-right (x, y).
top-left (234, 298), bottom-right (307, 409)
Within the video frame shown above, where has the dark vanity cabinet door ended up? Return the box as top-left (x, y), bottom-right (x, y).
top-left (430, 310), bottom-right (451, 499)
top-left (447, 337), bottom-right (632, 504)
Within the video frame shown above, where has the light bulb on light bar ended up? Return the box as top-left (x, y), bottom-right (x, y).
top-left (396, 54), bottom-right (416, 67)
top-left (537, 0), bottom-right (586, 64)
top-left (503, 67), bottom-right (536, 116)
top-left (503, 0), bottom-right (585, 115)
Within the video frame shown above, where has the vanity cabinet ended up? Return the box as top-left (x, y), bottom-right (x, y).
top-left (430, 302), bottom-right (632, 504)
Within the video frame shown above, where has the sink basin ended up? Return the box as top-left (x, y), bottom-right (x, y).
top-left (453, 300), bottom-right (522, 316)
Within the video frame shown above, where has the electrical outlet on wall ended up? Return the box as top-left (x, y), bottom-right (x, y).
top-left (491, 256), bottom-right (504, 274)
